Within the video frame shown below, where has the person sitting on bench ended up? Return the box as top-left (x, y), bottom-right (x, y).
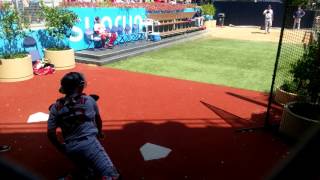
top-left (193, 10), bottom-right (204, 27)
top-left (94, 17), bottom-right (117, 49)
top-left (94, 17), bottom-right (109, 48)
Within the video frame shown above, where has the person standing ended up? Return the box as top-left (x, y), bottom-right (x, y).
top-left (293, 6), bottom-right (306, 30)
top-left (263, 5), bottom-right (274, 34)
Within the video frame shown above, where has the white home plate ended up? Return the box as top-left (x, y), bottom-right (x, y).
top-left (27, 112), bottom-right (49, 123)
top-left (140, 143), bottom-right (172, 161)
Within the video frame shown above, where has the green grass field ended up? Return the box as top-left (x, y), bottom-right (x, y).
top-left (105, 38), bottom-right (279, 92)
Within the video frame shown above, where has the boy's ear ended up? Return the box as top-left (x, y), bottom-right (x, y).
top-left (89, 94), bottom-right (99, 101)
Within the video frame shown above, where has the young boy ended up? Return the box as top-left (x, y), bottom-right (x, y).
top-left (47, 72), bottom-right (120, 180)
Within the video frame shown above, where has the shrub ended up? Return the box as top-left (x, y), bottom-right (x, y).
top-left (0, 3), bottom-right (29, 59)
top-left (201, 4), bottom-right (215, 16)
top-left (39, 1), bottom-right (78, 50)
top-left (290, 33), bottom-right (320, 103)
top-left (281, 80), bottom-right (301, 94)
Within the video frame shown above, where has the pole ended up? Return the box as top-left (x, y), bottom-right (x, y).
top-left (236, 1), bottom-right (289, 132)
top-left (264, 1), bottom-right (289, 128)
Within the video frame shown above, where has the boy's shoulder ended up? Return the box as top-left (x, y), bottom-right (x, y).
top-left (49, 97), bottom-right (66, 112)
top-left (49, 94), bottom-right (93, 111)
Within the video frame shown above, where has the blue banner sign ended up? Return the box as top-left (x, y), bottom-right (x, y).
top-left (69, 7), bottom-right (146, 50)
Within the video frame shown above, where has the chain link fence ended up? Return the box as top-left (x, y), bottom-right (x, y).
top-left (266, 4), bottom-right (320, 124)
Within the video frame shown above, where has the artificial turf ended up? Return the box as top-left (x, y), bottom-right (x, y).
top-left (105, 38), bottom-right (279, 92)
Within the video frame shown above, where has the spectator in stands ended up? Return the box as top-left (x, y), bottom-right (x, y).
top-left (263, 5), bottom-right (273, 34)
top-left (293, 6), bottom-right (306, 30)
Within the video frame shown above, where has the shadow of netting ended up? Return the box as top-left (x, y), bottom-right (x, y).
top-left (200, 100), bottom-right (283, 129)
top-left (225, 92), bottom-right (283, 125)
top-left (200, 101), bottom-right (252, 128)
top-left (0, 120), bottom-right (288, 180)
top-left (226, 92), bottom-right (269, 107)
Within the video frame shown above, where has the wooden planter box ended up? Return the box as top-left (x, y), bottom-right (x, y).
top-left (274, 87), bottom-right (299, 105)
top-left (45, 48), bottom-right (75, 70)
top-left (0, 55), bottom-right (33, 82)
top-left (280, 102), bottom-right (320, 139)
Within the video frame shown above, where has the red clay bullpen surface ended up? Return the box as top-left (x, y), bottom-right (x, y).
top-left (0, 64), bottom-right (287, 180)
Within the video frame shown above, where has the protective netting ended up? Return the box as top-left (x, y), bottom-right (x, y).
top-left (266, 4), bottom-right (320, 124)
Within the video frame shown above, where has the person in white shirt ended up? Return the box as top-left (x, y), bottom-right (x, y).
top-left (263, 5), bottom-right (273, 34)
top-left (94, 17), bottom-right (118, 48)
top-left (94, 17), bottom-right (109, 48)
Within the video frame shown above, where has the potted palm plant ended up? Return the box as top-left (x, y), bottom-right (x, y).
top-left (279, 32), bottom-right (320, 140)
top-left (39, 1), bottom-right (78, 70)
top-left (0, 3), bottom-right (33, 82)
top-left (201, 4), bottom-right (216, 28)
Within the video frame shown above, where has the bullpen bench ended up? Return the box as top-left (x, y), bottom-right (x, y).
top-left (148, 12), bottom-right (201, 37)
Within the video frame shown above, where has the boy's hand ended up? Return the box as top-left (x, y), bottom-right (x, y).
top-left (98, 132), bottom-right (105, 140)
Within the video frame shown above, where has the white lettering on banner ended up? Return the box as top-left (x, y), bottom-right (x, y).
top-left (70, 15), bottom-right (143, 42)
top-left (134, 16), bottom-right (143, 25)
top-left (114, 16), bottom-right (122, 27)
top-left (122, 16), bottom-right (126, 28)
top-left (85, 17), bottom-right (90, 29)
top-left (129, 16), bottom-right (133, 28)
top-left (101, 16), bottom-right (113, 29)
top-left (70, 26), bottom-right (83, 42)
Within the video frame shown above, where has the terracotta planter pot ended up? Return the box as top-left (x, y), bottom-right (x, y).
top-left (274, 87), bottom-right (299, 105)
top-left (280, 102), bottom-right (320, 139)
top-left (0, 55), bottom-right (33, 82)
top-left (45, 48), bottom-right (75, 70)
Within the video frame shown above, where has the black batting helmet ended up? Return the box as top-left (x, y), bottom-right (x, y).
top-left (59, 72), bottom-right (86, 94)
